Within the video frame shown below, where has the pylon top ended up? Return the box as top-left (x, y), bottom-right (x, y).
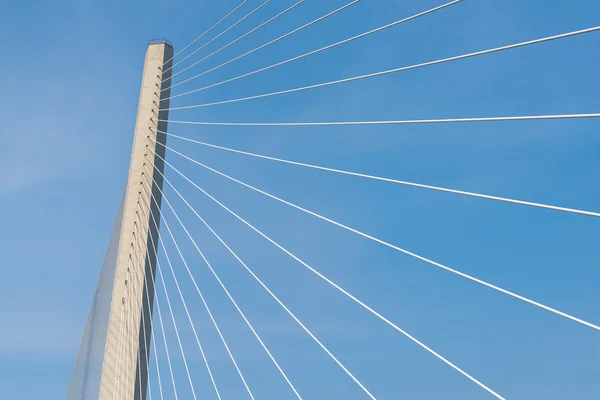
top-left (148, 39), bottom-right (173, 47)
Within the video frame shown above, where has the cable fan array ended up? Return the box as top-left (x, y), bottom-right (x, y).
top-left (112, 1), bottom-right (600, 399)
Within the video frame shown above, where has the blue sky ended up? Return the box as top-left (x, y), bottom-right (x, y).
top-left (1, 0), bottom-right (599, 398)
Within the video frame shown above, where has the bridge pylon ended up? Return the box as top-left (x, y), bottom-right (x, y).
top-left (66, 41), bottom-right (173, 400)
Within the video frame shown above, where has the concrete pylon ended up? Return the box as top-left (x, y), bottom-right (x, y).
top-left (97, 41), bottom-right (173, 400)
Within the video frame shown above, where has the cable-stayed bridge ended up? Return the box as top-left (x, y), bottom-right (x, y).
top-left (65, 1), bottom-right (600, 399)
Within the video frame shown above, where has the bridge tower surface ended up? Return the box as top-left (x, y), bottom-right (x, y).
top-left (66, 41), bottom-right (173, 400)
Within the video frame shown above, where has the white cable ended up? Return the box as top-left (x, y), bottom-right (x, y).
top-left (160, 112), bottom-right (600, 126)
top-left (132, 205), bottom-right (159, 400)
top-left (163, 0), bottom-right (360, 93)
top-left (142, 253), bottom-right (165, 400)
top-left (166, 0), bottom-right (272, 77)
top-left (140, 199), bottom-right (235, 400)
top-left (111, 304), bottom-right (126, 400)
top-left (140, 189), bottom-right (254, 400)
top-left (150, 162), bottom-right (379, 399)
top-left (112, 307), bottom-right (124, 400)
top-left (141, 168), bottom-right (303, 400)
top-left (170, 0), bottom-right (304, 81)
top-left (150, 217), bottom-right (226, 400)
top-left (131, 227), bottom-right (146, 400)
top-left (126, 250), bottom-right (143, 400)
top-left (123, 244), bottom-right (133, 400)
top-left (149, 326), bottom-right (164, 400)
top-left (157, 142), bottom-right (600, 332)
top-left (121, 296), bottom-right (129, 400)
top-left (134, 281), bottom-right (153, 400)
top-left (121, 282), bottom-right (129, 399)
top-left (146, 150), bottom-right (505, 399)
top-left (146, 246), bottom-right (180, 400)
top-left (129, 200), bottom-right (165, 400)
top-left (120, 292), bottom-right (126, 400)
top-left (132, 215), bottom-right (152, 400)
top-left (163, 0), bottom-right (459, 99)
top-left (125, 266), bottom-right (133, 400)
top-left (161, 130), bottom-right (600, 218)
top-left (153, 239), bottom-right (199, 400)
top-left (117, 303), bottom-right (127, 400)
top-left (163, 0), bottom-right (249, 72)
top-left (163, 25), bottom-right (600, 110)
top-left (132, 201), bottom-right (165, 400)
